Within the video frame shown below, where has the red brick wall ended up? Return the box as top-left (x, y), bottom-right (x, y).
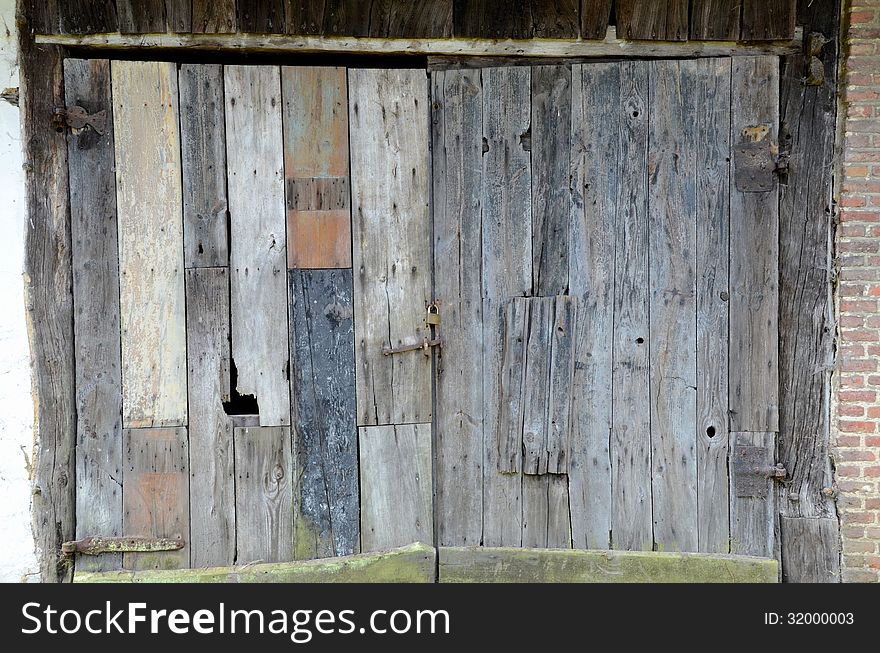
top-left (836, 0), bottom-right (880, 583)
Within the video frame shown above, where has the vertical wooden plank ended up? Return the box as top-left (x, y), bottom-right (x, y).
top-left (58, 1), bottom-right (118, 34)
top-left (66, 59), bottom-right (123, 572)
top-left (165, 0), bottom-right (193, 31)
top-left (237, 0), bottom-right (286, 32)
top-left (580, 0), bottom-right (612, 39)
top-left (289, 269), bottom-right (359, 559)
top-left (431, 68), bottom-right (484, 546)
top-left (648, 59), bottom-right (698, 553)
top-left (530, 0), bottom-right (579, 38)
top-left (234, 426), bottom-right (293, 563)
top-left (180, 64), bottom-right (229, 268)
top-left (285, 0), bottom-right (326, 34)
top-left (741, 0), bottom-right (796, 41)
top-left (452, 0), bottom-right (531, 39)
top-left (123, 428), bottom-right (189, 570)
top-left (113, 60), bottom-right (187, 429)
top-left (690, 0), bottom-right (741, 40)
top-left (521, 475), bottom-right (549, 548)
top-left (615, 0), bottom-right (690, 41)
top-left (729, 56), bottom-right (779, 432)
top-left (497, 298), bottom-right (529, 473)
top-left (522, 297), bottom-right (553, 475)
top-left (695, 58), bottom-right (731, 554)
top-left (193, 0), bottom-right (237, 32)
top-left (547, 474), bottom-right (572, 548)
top-left (610, 61), bottom-right (651, 551)
top-left (225, 65), bottom-right (290, 427)
top-left (481, 65), bottom-right (531, 547)
top-left (115, 0), bottom-right (166, 32)
top-left (729, 432), bottom-right (778, 558)
top-left (780, 517), bottom-right (840, 583)
top-left (568, 62), bottom-right (616, 550)
top-left (359, 424), bottom-right (433, 552)
top-left (185, 268), bottom-right (234, 567)
top-left (282, 66), bottom-right (351, 269)
top-left (349, 68), bottom-right (431, 426)
top-left (547, 297), bottom-right (576, 474)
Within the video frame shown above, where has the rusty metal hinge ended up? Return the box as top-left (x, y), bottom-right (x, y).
top-left (732, 445), bottom-right (787, 498)
top-left (734, 124), bottom-right (787, 193)
top-left (51, 105), bottom-right (107, 135)
top-left (383, 337), bottom-right (442, 357)
top-left (61, 536), bottom-right (185, 557)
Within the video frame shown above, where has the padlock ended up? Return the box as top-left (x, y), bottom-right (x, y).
top-left (426, 304), bottom-right (441, 326)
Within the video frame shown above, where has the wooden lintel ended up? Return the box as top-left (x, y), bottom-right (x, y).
top-left (35, 26), bottom-right (803, 59)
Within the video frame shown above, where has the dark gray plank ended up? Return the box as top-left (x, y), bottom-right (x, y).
top-left (289, 269), bottom-right (359, 560)
top-left (568, 62), bottom-right (616, 550)
top-left (547, 297), bottom-right (576, 474)
top-left (193, 0), bottom-right (237, 32)
top-left (65, 58), bottom-right (122, 573)
top-left (531, 0), bottom-right (579, 38)
top-left (185, 267), bottom-right (234, 567)
top-left (453, 0), bottom-right (532, 39)
top-left (580, 0), bottom-right (612, 39)
top-left (522, 297), bottom-right (553, 475)
top-left (690, 0), bottom-right (741, 40)
top-left (285, 0), bottom-right (326, 34)
top-left (729, 432), bottom-right (778, 558)
top-left (180, 64), bottom-right (229, 268)
top-left (234, 426), bottom-right (293, 563)
top-left (237, 0), bottom-right (286, 32)
top-left (615, 0), bottom-right (689, 41)
top-left (165, 0), bottom-right (193, 32)
top-left (324, 0), bottom-right (452, 37)
top-left (59, 1), bottom-right (118, 34)
top-left (432, 68), bottom-right (484, 546)
top-left (531, 65), bottom-right (571, 296)
top-left (115, 0), bottom-right (166, 32)
top-left (741, 0), bottom-right (796, 40)
top-left (780, 517), bottom-right (840, 583)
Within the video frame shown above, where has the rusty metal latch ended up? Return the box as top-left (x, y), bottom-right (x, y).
top-left (733, 445), bottom-right (788, 498)
top-left (52, 105), bottom-right (107, 135)
top-left (61, 536), bottom-right (185, 557)
top-left (733, 124), bottom-right (786, 193)
top-left (383, 337), bottom-right (442, 357)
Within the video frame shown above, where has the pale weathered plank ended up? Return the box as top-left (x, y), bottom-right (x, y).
top-left (112, 60), bottom-right (187, 428)
top-left (729, 57), bottom-right (779, 432)
top-left (122, 427), bottom-right (189, 570)
top-left (567, 62), bottom-right (616, 550)
top-left (695, 58), bottom-right (732, 553)
top-left (547, 296), bottom-right (576, 474)
top-left (180, 64), bottom-right (229, 268)
top-left (289, 269), bottom-right (359, 559)
top-left (234, 426), bottom-right (293, 563)
top-left (431, 68), bottom-right (484, 546)
top-left (185, 267), bottom-right (234, 567)
top-left (729, 432), bottom-right (778, 559)
top-left (359, 424), bottom-right (433, 552)
top-left (225, 65), bottom-right (290, 427)
top-left (648, 59), bottom-right (698, 553)
top-left (522, 297), bottom-right (553, 475)
top-left (780, 517), bottom-right (840, 583)
top-left (66, 58), bottom-right (122, 573)
top-left (522, 475), bottom-right (550, 548)
top-left (497, 298), bottom-right (529, 474)
top-left (282, 66), bottom-right (351, 269)
top-left (349, 68), bottom-right (431, 426)
top-left (547, 474), bottom-right (572, 548)
top-left (610, 61), bottom-right (651, 551)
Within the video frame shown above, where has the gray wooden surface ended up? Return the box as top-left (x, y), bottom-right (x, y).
top-left (547, 296), bottom-right (576, 474)
top-left (730, 432), bottom-right (778, 559)
top-left (780, 517), bottom-right (840, 583)
top-left (522, 297), bottom-right (553, 475)
top-left (225, 64), bottom-right (290, 427)
top-left (497, 298), bottom-right (529, 474)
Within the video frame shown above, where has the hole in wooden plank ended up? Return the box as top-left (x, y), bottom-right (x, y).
top-left (636, 337), bottom-right (644, 344)
top-left (706, 426), bottom-right (716, 438)
top-left (222, 357), bottom-right (260, 416)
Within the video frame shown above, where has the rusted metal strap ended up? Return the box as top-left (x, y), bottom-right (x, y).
top-left (382, 337), bottom-right (442, 357)
top-left (61, 536), bottom-right (185, 556)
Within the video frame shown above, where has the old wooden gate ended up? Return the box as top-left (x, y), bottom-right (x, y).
top-left (65, 55), bottom-right (781, 573)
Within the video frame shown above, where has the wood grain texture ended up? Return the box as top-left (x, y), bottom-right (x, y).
top-left (694, 58), bottom-right (731, 554)
top-left (237, 0), bottom-right (286, 33)
top-left (522, 474), bottom-right (572, 548)
top-left (615, 0), bottom-right (689, 41)
top-left (115, 0), bottom-right (166, 33)
top-left (58, 1), bottom-right (118, 34)
top-left (648, 59), bottom-right (698, 553)
top-left (690, 0), bottom-right (741, 40)
top-left (453, 0), bottom-right (532, 39)
top-left (431, 68), bottom-right (484, 546)
top-left (729, 56), bottom-right (779, 432)
top-left (285, 0), bottom-right (326, 34)
top-left (359, 424), bottom-right (433, 552)
top-left (225, 65), bottom-right (290, 427)
top-left (497, 298), bottom-right (528, 474)
top-left (580, 0), bottom-right (613, 39)
top-left (185, 268), bottom-right (234, 567)
top-left (22, 39), bottom-right (76, 582)
top-left (122, 428), bottom-right (189, 570)
top-left (349, 68), bottom-right (431, 426)
top-left (780, 517), bottom-right (840, 583)
top-left (165, 0), bottom-right (193, 32)
top-left (234, 427), bottom-right (293, 563)
top-left (741, 0), bottom-right (796, 40)
top-left (180, 64), bottom-right (229, 268)
top-left (65, 58), bottom-right (123, 573)
top-left (547, 297), bottom-right (576, 474)
top-left (323, 0), bottom-right (452, 37)
top-left (530, 0), bottom-right (579, 38)
top-left (568, 62), bottom-right (616, 550)
top-left (193, 0), bottom-right (237, 32)
top-left (729, 432), bottom-right (778, 559)
top-left (610, 61), bottom-right (651, 551)
top-left (282, 67), bottom-right (351, 269)
top-left (522, 297), bottom-right (553, 475)
top-left (112, 60), bottom-right (187, 429)
top-left (289, 269), bottom-right (359, 559)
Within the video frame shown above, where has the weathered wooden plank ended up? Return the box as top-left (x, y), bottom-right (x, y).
top-left (349, 68), bottom-right (431, 426)
top-left (741, 0), bottom-right (796, 41)
top-left (522, 474), bottom-right (572, 549)
top-left (453, 0), bottom-right (531, 39)
top-left (112, 60), bottom-right (187, 429)
top-left (497, 298), bottom-right (529, 473)
top-left (234, 426), bottom-right (293, 563)
top-left (695, 58), bottom-right (732, 554)
top-left (610, 61), bottom-right (651, 551)
top-left (76, 543), bottom-right (436, 583)
top-left (115, 0), bottom-right (165, 33)
top-left (531, 65), bottom-right (570, 296)
top-left (615, 0), bottom-right (689, 41)
top-left (690, 0), bottom-right (740, 40)
top-left (547, 297), bottom-right (576, 474)
top-left (165, 0), bottom-right (193, 32)
top-left (180, 64), bottom-right (229, 268)
top-left (289, 269), bottom-right (359, 559)
top-left (648, 59), bottom-right (698, 553)
top-left (780, 517), bottom-right (840, 583)
top-left (530, 0), bottom-right (579, 38)
top-left (237, 0), bottom-right (285, 33)
top-left (225, 65), bottom-right (290, 427)
top-left (729, 56), bottom-right (779, 432)
top-left (580, 0), bottom-right (612, 39)
top-left (729, 432), bottom-right (778, 558)
top-left (547, 475), bottom-right (572, 548)
top-left (567, 62), bottom-right (616, 550)
top-left (438, 547), bottom-right (778, 583)
top-left (58, 1), bottom-right (118, 34)
top-left (359, 424), bottom-right (433, 552)
top-left (282, 66), bottom-right (351, 269)
top-left (65, 58), bottom-right (122, 573)
top-left (522, 297), bottom-right (553, 475)
top-left (193, 0), bottom-right (237, 33)
top-left (22, 38), bottom-right (75, 582)
top-left (284, 0), bottom-right (325, 34)
top-left (122, 428), bottom-right (189, 570)
top-left (185, 268), bottom-right (234, 568)
top-left (431, 68), bottom-right (484, 546)
top-left (324, 0), bottom-right (453, 37)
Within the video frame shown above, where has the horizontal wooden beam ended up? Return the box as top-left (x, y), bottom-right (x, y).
top-left (35, 27), bottom-right (802, 59)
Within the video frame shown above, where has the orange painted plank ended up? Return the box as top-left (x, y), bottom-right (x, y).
top-left (287, 210), bottom-right (352, 269)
